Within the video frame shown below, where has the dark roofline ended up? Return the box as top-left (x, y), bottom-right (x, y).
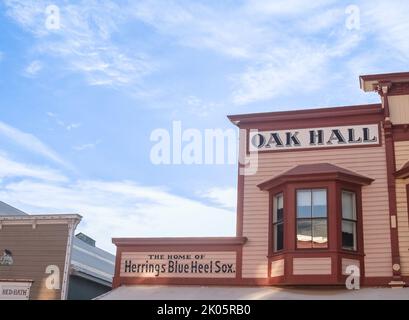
top-left (112, 237), bottom-right (247, 246)
top-left (360, 71), bottom-right (409, 83)
top-left (257, 163), bottom-right (374, 191)
top-left (227, 103), bottom-right (382, 126)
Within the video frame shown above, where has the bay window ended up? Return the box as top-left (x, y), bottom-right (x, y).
top-left (259, 163), bottom-right (371, 264)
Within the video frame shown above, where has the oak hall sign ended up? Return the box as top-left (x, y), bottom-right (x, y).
top-left (249, 124), bottom-right (379, 152)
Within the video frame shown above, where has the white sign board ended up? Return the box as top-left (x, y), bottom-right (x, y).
top-left (249, 124), bottom-right (379, 152)
top-left (0, 282), bottom-right (32, 300)
top-left (120, 252), bottom-right (237, 278)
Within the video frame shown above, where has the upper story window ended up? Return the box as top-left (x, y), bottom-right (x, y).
top-left (273, 193), bottom-right (284, 252)
top-left (259, 163), bottom-right (373, 256)
top-left (342, 191), bottom-right (357, 251)
top-left (296, 189), bottom-right (328, 249)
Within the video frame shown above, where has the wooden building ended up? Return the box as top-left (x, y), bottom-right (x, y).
top-left (109, 71), bottom-right (409, 287)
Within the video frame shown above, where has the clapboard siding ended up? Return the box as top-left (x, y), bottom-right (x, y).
top-left (342, 258), bottom-right (360, 275)
top-left (270, 259), bottom-right (284, 277)
top-left (242, 129), bottom-right (392, 278)
top-left (293, 258), bottom-right (332, 275)
top-left (0, 224), bottom-right (69, 300)
top-left (394, 141), bottom-right (409, 275)
top-left (389, 95), bottom-right (409, 124)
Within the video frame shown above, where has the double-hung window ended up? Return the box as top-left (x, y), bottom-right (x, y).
top-left (273, 193), bottom-right (284, 252)
top-left (296, 189), bottom-right (328, 249)
top-left (342, 191), bottom-right (357, 251)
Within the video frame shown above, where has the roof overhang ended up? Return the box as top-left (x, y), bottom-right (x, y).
top-left (227, 103), bottom-right (382, 127)
top-left (360, 71), bottom-right (409, 92)
top-left (112, 237), bottom-right (247, 247)
top-left (258, 163), bottom-right (374, 191)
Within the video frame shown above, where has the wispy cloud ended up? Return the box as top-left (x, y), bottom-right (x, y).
top-left (46, 112), bottom-right (81, 131)
top-left (199, 187), bottom-right (237, 210)
top-left (5, 0), bottom-right (156, 89)
top-left (362, 1), bottom-right (409, 61)
top-left (0, 121), bottom-right (71, 169)
top-left (73, 140), bottom-right (100, 152)
top-left (24, 60), bottom-right (43, 77)
top-left (0, 174), bottom-right (235, 252)
top-left (0, 152), bottom-right (67, 182)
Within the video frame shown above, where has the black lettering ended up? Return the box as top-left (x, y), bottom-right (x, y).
top-left (124, 260), bottom-right (133, 273)
top-left (327, 129), bottom-right (346, 144)
top-left (266, 133), bottom-right (284, 148)
top-left (348, 128), bottom-right (362, 143)
top-left (168, 260), bottom-right (175, 273)
top-left (191, 261), bottom-right (198, 273)
top-left (363, 127), bottom-right (377, 142)
top-left (251, 134), bottom-right (265, 148)
top-left (309, 130), bottom-right (323, 145)
top-left (285, 132), bottom-right (301, 146)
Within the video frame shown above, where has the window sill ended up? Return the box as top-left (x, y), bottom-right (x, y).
top-left (267, 249), bottom-right (364, 258)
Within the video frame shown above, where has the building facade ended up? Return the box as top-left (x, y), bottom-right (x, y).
top-left (0, 214), bottom-right (81, 299)
top-left (112, 71), bottom-right (409, 288)
top-left (0, 204), bottom-right (115, 300)
top-left (68, 233), bottom-right (115, 300)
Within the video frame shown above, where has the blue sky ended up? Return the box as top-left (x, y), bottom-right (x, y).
top-left (0, 0), bottom-right (408, 252)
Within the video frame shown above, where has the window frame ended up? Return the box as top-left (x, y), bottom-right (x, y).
top-left (341, 189), bottom-right (358, 251)
top-left (267, 180), bottom-right (365, 259)
top-left (295, 187), bottom-right (329, 250)
top-left (272, 192), bottom-right (284, 252)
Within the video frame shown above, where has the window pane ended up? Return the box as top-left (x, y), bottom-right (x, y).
top-left (273, 193), bottom-right (283, 223)
top-left (342, 220), bottom-right (356, 250)
top-left (342, 191), bottom-right (356, 220)
top-left (312, 219), bottom-right (328, 248)
top-left (312, 189), bottom-right (327, 217)
top-left (274, 223), bottom-right (284, 251)
top-left (297, 219), bottom-right (312, 248)
top-left (297, 190), bottom-right (311, 218)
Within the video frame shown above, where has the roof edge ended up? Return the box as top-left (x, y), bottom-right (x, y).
top-left (112, 236), bottom-right (248, 246)
top-left (227, 103), bottom-right (382, 126)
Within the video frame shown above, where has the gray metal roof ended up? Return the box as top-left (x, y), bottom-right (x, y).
top-left (71, 235), bottom-right (115, 284)
top-left (0, 201), bottom-right (28, 216)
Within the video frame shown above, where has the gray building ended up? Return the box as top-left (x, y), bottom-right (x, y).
top-left (68, 233), bottom-right (115, 300)
top-left (0, 201), bottom-right (115, 300)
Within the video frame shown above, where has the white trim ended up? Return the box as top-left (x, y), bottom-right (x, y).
top-left (0, 214), bottom-right (82, 227)
top-left (72, 245), bottom-right (115, 266)
top-left (60, 218), bottom-right (80, 300)
top-left (71, 260), bottom-right (113, 280)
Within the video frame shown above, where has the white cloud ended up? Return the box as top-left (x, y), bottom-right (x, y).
top-left (127, 0), bottom-right (363, 105)
top-left (0, 121), bottom-right (71, 169)
top-left (200, 187), bottom-right (237, 209)
top-left (24, 60), bottom-right (43, 77)
top-left (5, 0), bottom-right (156, 88)
top-left (0, 178), bottom-right (236, 253)
top-left (73, 140), bottom-right (100, 151)
top-left (46, 112), bottom-right (81, 131)
top-left (0, 152), bottom-right (67, 182)
top-left (363, 1), bottom-right (409, 60)
top-left (242, 0), bottom-right (336, 16)
top-left (231, 44), bottom-right (328, 105)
